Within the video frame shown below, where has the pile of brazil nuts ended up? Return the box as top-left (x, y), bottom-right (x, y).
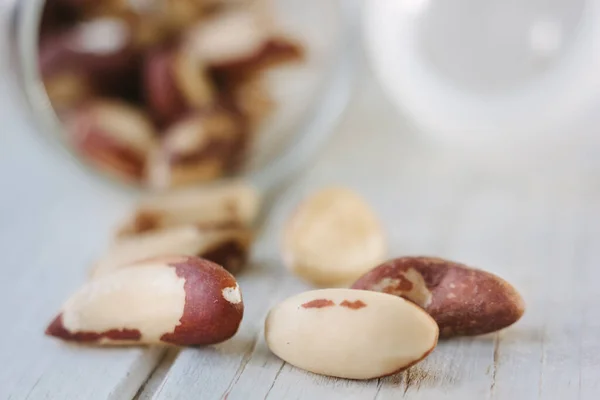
top-left (46, 184), bottom-right (525, 381)
top-left (39, 0), bottom-right (302, 188)
top-left (46, 181), bottom-right (259, 345)
top-left (265, 187), bottom-right (525, 379)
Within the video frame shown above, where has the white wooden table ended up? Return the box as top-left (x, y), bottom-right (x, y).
top-left (2, 22), bottom-right (600, 399)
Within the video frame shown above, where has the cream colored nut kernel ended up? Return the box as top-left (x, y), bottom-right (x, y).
top-left (146, 111), bottom-right (244, 189)
top-left (44, 72), bottom-right (92, 111)
top-left (172, 50), bottom-right (215, 109)
top-left (265, 288), bottom-right (438, 380)
top-left (352, 257), bottom-right (526, 338)
top-left (46, 256), bottom-right (243, 346)
top-left (64, 100), bottom-right (157, 181)
top-left (232, 76), bottom-right (274, 129)
top-left (116, 180), bottom-right (260, 237)
top-left (282, 187), bottom-right (387, 286)
top-left (92, 225), bottom-right (252, 277)
top-left (184, 9), bottom-right (273, 66)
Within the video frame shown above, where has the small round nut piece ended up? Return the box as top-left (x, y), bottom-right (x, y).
top-left (265, 288), bottom-right (438, 380)
top-left (46, 256), bottom-right (243, 346)
top-left (282, 187), bottom-right (387, 286)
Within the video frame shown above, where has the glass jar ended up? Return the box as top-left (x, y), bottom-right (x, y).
top-left (6, 0), bottom-right (358, 194)
top-left (364, 0), bottom-right (600, 174)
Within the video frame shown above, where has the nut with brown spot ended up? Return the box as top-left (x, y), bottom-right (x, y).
top-left (116, 180), bottom-right (260, 237)
top-left (46, 256), bottom-right (243, 346)
top-left (143, 46), bottom-right (215, 125)
top-left (145, 110), bottom-right (246, 189)
top-left (265, 288), bottom-right (438, 380)
top-left (92, 224), bottom-right (252, 277)
top-left (63, 100), bottom-right (157, 182)
top-left (282, 187), bottom-right (387, 287)
top-left (39, 17), bottom-right (138, 80)
top-left (351, 257), bottom-right (526, 338)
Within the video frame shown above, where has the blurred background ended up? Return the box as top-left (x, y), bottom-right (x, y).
top-left (3, 0), bottom-right (600, 192)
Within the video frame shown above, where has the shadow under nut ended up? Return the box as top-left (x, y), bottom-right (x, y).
top-left (352, 257), bottom-right (525, 338)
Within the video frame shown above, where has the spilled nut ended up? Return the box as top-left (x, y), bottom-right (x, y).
top-left (352, 257), bottom-right (525, 338)
top-left (92, 225), bottom-right (252, 277)
top-left (282, 187), bottom-right (387, 287)
top-left (116, 180), bottom-right (260, 238)
top-left (46, 256), bottom-right (243, 346)
top-left (265, 288), bottom-right (438, 380)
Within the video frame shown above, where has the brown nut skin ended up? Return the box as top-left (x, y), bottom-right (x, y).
top-left (146, 109), bottom-right (247, 189)
top-left (40, 1), bottom-right (79, 35)
top-left (39, 18), bottom-right (139, 80)
top-left (143, 47), bottom-right (186, 125)
top-left (351, 257), bottom-right (525, 338)
top-left (46, 256), bottom-right (244, 346)
top-left (63, 100), bottom-right (157, 182)
top-left (143, 46), bottom-right (215, 126)
top-left (212, 37), bottom-right (303, 78)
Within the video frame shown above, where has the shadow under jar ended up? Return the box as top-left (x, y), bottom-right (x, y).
top-left (9, 0), bottom-right (357, 192)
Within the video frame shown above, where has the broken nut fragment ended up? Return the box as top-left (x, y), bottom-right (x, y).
top-left (116, 180), bottom-right (260, 237)
top-left (63, 99), bottom-right (157, 181)
top-left (265, 288), bottom-right (438, 380)
top-left (92, 225), bottom-right (252, 277)
top-left (46, 256), bottom-right (244, 346)
top-left (351, 257), bottom-right (526, 338)
top-left (146, 110), bottom-right (246, 189)
top-left (282, 187), bottom-right (387, 287)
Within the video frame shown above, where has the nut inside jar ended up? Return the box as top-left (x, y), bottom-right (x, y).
top-left (37, 0), bottom-right (334, 189)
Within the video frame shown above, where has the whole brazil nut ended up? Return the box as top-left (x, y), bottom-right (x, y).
top-left (91, 225), bottom-right (252, 277)
top-left (351, 257), bottom-right (525, 338)
top-left (143, 46), bottom-right (215, 125)
top-left (282, 187), bottom-right (387, 287)
top-left (63, 100), bottom-right (157, 182)
top-left (115, 180), bottom-right (260, 237)
top-left (46, 256), bottom-right (243, 346)
top-left (264, 288), bottom-right (438, 380)
top-left (146, 110), bottom-right (246, 189)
